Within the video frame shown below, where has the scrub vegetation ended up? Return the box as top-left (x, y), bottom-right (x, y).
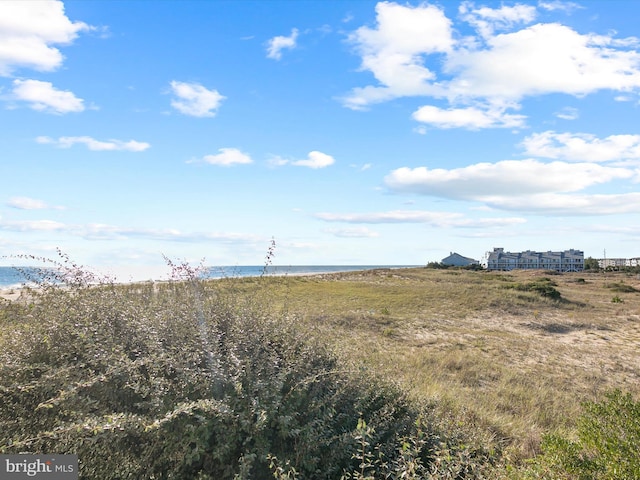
top-left (1, 252), bottom-right (639, 479)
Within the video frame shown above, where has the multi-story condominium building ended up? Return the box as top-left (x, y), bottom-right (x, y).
top-left (598, 258), bottom-right (627, 269)
top-left (627, 258), bottom-right (640, 268)
top-left (482, 248), bottom-right (584, 272)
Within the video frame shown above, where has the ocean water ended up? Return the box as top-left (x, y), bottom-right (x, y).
top-left (203, 265), bottom-right (416, 279)
top-left (0, 267), bottom-right (52, 290)
top-left (0, 265), bottom-right (418, 289)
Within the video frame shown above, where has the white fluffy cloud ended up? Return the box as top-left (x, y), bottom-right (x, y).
top-left (266, 28), bottom-right (299, 60)
top-left (317, 210), bottom-right (460, 224)
top-left (445, 23), bottom-right (640, 101)
top-left (554, 107), bottom-right (579, 120)
top-left (316, 210), bottom-right (525, 228)
top-left (200, 148), bottom-right (253, 166)
top-left (0, 0), bottom-right (91, 76)
top-left (412, 104), bottom-right (525, 129)
top-left (324, 227), bottom-right (380, 238)
top-left (522, 131), bottom-right (640, 162)
top-left (36, 136), bottom-right (150, 152)
top-left (343, 1), bottom-right (453, 109)
top-left (385, 160), bottom-right (632, 198)
top-left (291, 151), bottom-right (335, 169)
top-left (345, 2), bottom-right (640, 129)
top-left (0, 219), bottom-right (67, 232)
top-left (169, 81), bottom-right (225, 117)
top-left (483, 192), bottom-right (640, 215)
top-left (7, 197), bottom-right (64, 210)
top-left (384, 159), bottom-right (638, 215)
top-left (12, 79), bottom-right (84, 114)
top-left (0, 217), bottom-right (264, 243)
top-left (538, 1), bottom-right (583, 14)
top-left (272, 151), bottom-right (335, 168)
top-left (459, 1), bottom-right (537, 39)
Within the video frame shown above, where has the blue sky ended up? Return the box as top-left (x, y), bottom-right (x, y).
top-left (1, 0), bottom-right (640, 279)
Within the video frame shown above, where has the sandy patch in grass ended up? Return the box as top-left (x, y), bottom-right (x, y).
top-left (0, 288), bottom-right (23, 302)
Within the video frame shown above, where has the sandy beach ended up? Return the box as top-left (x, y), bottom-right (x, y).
top-left (0, 266), bottom-right (409, 304)
top-left (0, 288), bottom-right (24, 302)
top-left (0, 272), bottom-right (322, 303)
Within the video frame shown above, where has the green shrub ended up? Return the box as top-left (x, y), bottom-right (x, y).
top-left (505, 279), bottom-right (562, 300)
top-left (605, 282), bottom-right (639, 293)
top-left (425, 262), bottom-right (451, 269)
top-left (522, 390), bottom-right (640, 479)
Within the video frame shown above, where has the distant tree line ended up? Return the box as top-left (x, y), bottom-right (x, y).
top-left (425, 262), bottom-right (483, 271)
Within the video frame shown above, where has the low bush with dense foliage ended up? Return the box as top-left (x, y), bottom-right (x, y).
top-left (505, 278), bottom-right (562, 300)
top-left (520, 390), bottom-right (640, 479)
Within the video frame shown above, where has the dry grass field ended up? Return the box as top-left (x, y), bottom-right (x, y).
top-left (244, 267), bottom-right (640, 461)
top-left (2, 265), bottom-right (638, 477)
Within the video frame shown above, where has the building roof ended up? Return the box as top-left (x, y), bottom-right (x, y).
top-left (442, 252), bottom-right (479, 264)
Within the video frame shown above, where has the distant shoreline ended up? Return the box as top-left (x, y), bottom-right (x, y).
top-left (0, 265), bottom-right (421, 301)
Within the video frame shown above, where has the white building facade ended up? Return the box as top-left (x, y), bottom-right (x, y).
top-left (482, 248), bottom-right (584, 272)
top-left (598, 258), bottom-right (627, 269)
top-left (627, 258), bottom-right (640, 267)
